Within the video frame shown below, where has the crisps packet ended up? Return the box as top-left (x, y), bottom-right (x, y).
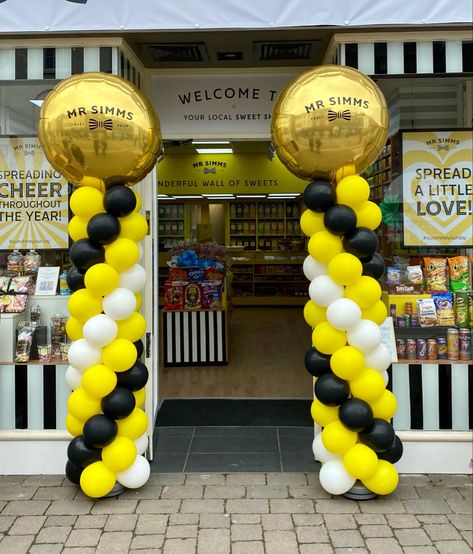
top-left (432, 292), bottom-right (455, 326)
top-left (424, 257), bottom-right (448, 292)
top-left (406, 265), bottom-right (423, 286)
top-left (448, 256), bottom-right (471, 292)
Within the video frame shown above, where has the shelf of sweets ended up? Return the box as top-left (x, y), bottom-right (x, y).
top-left (392, 359), bottom-right (472, 365)
top-left (394, 326), bottom-right (472, 339)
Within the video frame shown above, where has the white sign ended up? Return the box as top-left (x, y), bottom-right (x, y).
top-left (35, 266), bottom-right (60, 296)
top-left (380, 317), bottom-right (398, 363)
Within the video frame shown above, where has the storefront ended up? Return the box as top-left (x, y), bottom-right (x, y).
top-left (0, 0), bottom-right (472, 473)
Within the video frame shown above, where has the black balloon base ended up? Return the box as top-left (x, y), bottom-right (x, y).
top-left (104, 482), bottom-right (126, 498)
top-left (344, 482), bottom-right (377, 501)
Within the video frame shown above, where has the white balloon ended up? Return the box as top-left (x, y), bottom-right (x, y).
top-left (303, 255), bottom-right (327, 281)
top-left (83, 314), bottom-right (118, 347)
top-left (319, 459), bottom-right (356, 496)
top-left (116, 455), bottom-right (150, 489)
top-left (364, 342), bottom-right (392, 372)
top-left (118, 264), bottom-right (147, 292)
top-left (102, 287), bottom-right (137, 321)
top-left (312, 433), bottom-right (341, 463)
top-left (381, 370), bottom-right (390, 387)
top-left (65, 365), bottom-right (82, 390)
top-left (347, 320), bottom-right (382, 354)
top-left (133, 433), bottom-right (149, 456)
top-left (326, 298), bottom-right (362, 331)
top-left (67, 339), bottom-right (102, 371)
top-left (308, 275), bottom-right (344, 307)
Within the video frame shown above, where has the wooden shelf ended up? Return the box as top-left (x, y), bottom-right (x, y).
top-left (393, 359), bottom-right (472, 365)
top-left (0, 359), bottom-right (65, 366)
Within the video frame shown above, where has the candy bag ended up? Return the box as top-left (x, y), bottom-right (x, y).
top-left (431, 292), bottom-right (455, 326)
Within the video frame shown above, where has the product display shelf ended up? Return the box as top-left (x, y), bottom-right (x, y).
top-left (157, 202), bottom-right (188, 251)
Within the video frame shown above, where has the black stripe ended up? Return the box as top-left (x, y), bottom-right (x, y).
top-left (43, 365), bottom-right (56, 429)
top-left (187, 311), bottom-right (192, 362)
top-left (14, 365), bottom-right (27, 429)
top-left (126, 59), bottom-right (131, 81)
top-left (170, 312), bottom-right (176, 363)
top-left (345, 43), bottom-right (358, 69)
top-left (403, 42), bottom-right (417, 73)
top-left (179, 312), bottom-right (185, 363)
top-left (438, 363), bottom-right (452, 429)
top-left (120, 52), bottom-right (125, 77)
top-left (99, 47), bottom-right (113, 73)
top-left (409, 364), bottom-right (423, 429)
top-left (212, 311), bottom-right (219, 361)
top-left (433, 41), bottom-right (446, 73)
top-left (205, 312), bottom-right (211, 362)
top-left (462, 41), bottom-right (473, 72)
top-left (386, 365), bottom-right (393, 392)
top-left (468, 364), bottom-right (473, 430)
top-left (374, 43), bottom-right (387, 74)
top-left (71, 47), bottom-right (84, 74)
top-left (15, 48), bottom-right (27, 79)
top-left (43, 48), bottom-right (56, 79)
top-left (221, 312), bottom-right (227, 363)
top-left (196, 312), bottom-right (201, 362)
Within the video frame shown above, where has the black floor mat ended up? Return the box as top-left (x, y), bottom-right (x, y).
top-left (156, 398), bottom-right (313, 427)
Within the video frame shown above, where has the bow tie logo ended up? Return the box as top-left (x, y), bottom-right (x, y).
top-left (327, 109), bottom-right (351, 122)
top-left (203, 167), bottom-right (216, 174)
top-left (437, 144), bottom-right (450, 152)
top-left (24, 150), bottom-right (35, 157)
top-left (89, 118), bottom-right (113, 131)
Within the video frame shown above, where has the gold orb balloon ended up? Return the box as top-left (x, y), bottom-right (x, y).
top-left (271, 65), bottom-right (388, 181)
top-left (39, 72), bottom-right (162, 190)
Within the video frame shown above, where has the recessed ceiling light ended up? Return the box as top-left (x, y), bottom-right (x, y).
top-left (268, 193), bottom-right (300, 198)
top-left (173, 195), bottom-right (203, 199)
top-left (202, 194), bottom-right (234, 197)
top-left (196, 148), bottom-right (233, 154)
top-left (192, 140), bottom-right (230, 145)
top-left (235, 195), bottom-right (266, 198)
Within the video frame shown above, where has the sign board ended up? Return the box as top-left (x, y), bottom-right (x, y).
top-left (35, 266), bottom-right (60, 296)
top-left (402, 130), bottom-right (473, 247)
top-left (0, 138), bottom-right (69, 250)
top-left (380, 316), bottom-right (398, 363)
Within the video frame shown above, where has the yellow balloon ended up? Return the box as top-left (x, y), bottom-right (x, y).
top-left (68, 216), bottom-right (89, 241)
top-left (102, 436), bottom-right (137, 473)
top-left (362, 300), bottom-right (388, 325)
top-left (116, 312), bottom-right (146, 342)
top-left (68, 289), bottom-right (103, 322)
top-left (343, 443), bottom-right (379, 480)
top-left (119, 212), bottom-right (148, 241)
top-left (135, 292), bottom-right (142, 310)
top-left (303, 300), bottom-right (327, 328)
top-left (328, 253), bottom-right (363, 286)
top-left (330, 346), bottom-right (365, 381)
top-left (336, 175), bottom-right (371, 209)
top-left (355, 201), bottom-right (382, 230)
top-left (335, 164), bottom-right (357, 183)
top-left (66, 413), bottom-right (84, 436)
top-left (370, 390), bottom-right (397, 421)
top-left (312, 322), bottom-right (346, 355)
top-left (84, 263), bottom-right (119, 296)
top-left (102, 338), bottom-right (137, 372)
top-left (105, 238), bottom-right (140, 272)
top-left (81, 175), bottom-right (106, 193)
top-left (362, 460), bottom-right (399, 495)
top-left (322, 420), bottom-right (358, 455)
top-left (133, 190), bottom-right (142, 211)
top-left (350, 368), bottom-right (385, 403)
top-left (300, 210), bottom-right (325, 237)
top-left (310, 398), bottom-right (339, 427)
top-left (308, 231), bottom-right (343, 264)
top-left (66, 316), bottom-right (84, 341)
top-left (80, 461), bottom-right (116, 498)
top-left (133, 387), bottom-right (146, 408)
top-left (81, 364), bottom-right (117, 399)
top-left (39, 72), bottom-right (161, 187)
top-left (67, 388), bottom-right (102, 421)
top-left (69, 186), bottom-right (104, 219)
top-left (345, 276), bottom-right (382, 309)
top-left (271, 65), bottom-right (388, 181)
top-left (116, 408), bottom-right (148, 439)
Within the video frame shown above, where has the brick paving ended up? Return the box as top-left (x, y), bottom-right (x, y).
top-left (0, 473), bottom-right (471, 553)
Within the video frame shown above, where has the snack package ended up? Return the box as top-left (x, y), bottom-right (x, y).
top-left (163, 281), bottom-right (185, 311)
top-left (184, 282), bottom-right (201, 310)
top-left (406, 265), bottom-right (423, 286)
top-left (201, 280), bottom-right (223, 310)
top-left (416, 298), bottom-right (438, 327)
top-left (431, 292), bottom-right (455, 326)
top-left (423, 257), bottom-right (448, 292)
top-left (187, 268), bottom-right (205, 282)
top-left (168, 267), bottom-right (188, 281)
top-left (448, 256), bottom-right (471, 292)
top-left (386, 266), bottom-right (401, 285)
top-left (15, 325), bottom-right (35, 362)
top-left (455, 292), bottom-right (469, 328)
top-left (204, 266), bottom-right (224, 281)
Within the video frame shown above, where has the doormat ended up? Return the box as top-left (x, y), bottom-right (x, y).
top-left (156, 399), bottom-right (313, 427)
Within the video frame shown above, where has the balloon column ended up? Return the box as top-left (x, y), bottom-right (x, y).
top-left (38, 73), bottom-right (161, 498)
top-left (272, 65), bottom-right (403, 497)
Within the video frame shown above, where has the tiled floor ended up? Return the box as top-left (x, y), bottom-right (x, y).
top-left (151, 426), bottom-right (320, 473)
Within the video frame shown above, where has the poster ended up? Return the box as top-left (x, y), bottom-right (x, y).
top-left (0, 138), bottom-right (69, 250)
top-left (402, 130), bottom-right (473, 247)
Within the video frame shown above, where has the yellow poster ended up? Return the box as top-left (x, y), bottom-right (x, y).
top-left (402, 131), bottom-right (472, 247)
top-left (0, 138), bottom-right (69, 250)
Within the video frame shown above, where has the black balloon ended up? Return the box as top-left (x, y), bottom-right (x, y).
top-left (69, 239), bottom-right (105, 272)
top-left (339, 398), bottom-right (374, 431)
top-left (134, 339), bottom-right (144, 359)
top-left (343, 227), bottom-right (379, 260)
top-left (359, 418), bottom-right (396, 452)
top-left (66, 266), bottom-right (85, 292)
top-left (378, 435), bottom-right (404, 463)
top-left (314, 373), bottom-right (350, 406)
top-left (104, 185), bottom-right (136, 217)
top-left (102, 387), bottom-right (136, 420)
top-left (83, 414), bottom-right (117, 448)
top-left (116, 361), bottom-right (149, 391)
top-left (304, 347), bottom-right (331, 377)
top-left (87, 213), bottom-right (121, 245)
top-left (65, 460), bottom-right (83, 485)
top-left (362, 252), bottom-right (385, 279)
top-left (323, 205), bottom-right (357, 236)
top-left (303, 180), bottom-right (336, 213)
top-left (67, 436), bottom-right (102, 467)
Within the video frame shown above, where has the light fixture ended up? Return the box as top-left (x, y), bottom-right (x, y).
top-left (235, 194), bottom-right (266, 198)
top-left (192, 140), bottom-right (230, 145)
top-left (196, 148), bottom-right (233, 154)
top-left (174, 195), bottom-right (203, 199)
top-left (268, 193), bottom-right (300, 198)
top-left (204, 195), bottom-right (234, 199)
top-left (202, 194), bottom-right (234, 197)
